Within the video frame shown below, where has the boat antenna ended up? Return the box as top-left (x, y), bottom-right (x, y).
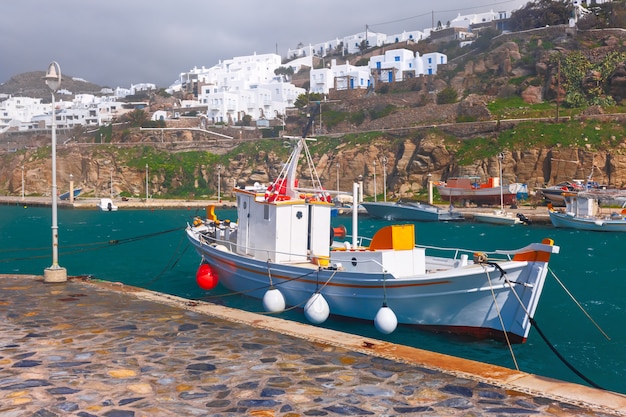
top-left (498, 152), bottom-right (505, 211)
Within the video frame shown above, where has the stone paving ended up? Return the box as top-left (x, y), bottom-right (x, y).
top-left (1, 275), bottom-right (624, 417)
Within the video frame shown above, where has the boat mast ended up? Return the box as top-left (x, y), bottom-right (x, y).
top-left (498, 152), bottom-right (504, 211)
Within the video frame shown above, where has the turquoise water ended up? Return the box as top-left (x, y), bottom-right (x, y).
top-left (1, 204), bottom-right (624, 395)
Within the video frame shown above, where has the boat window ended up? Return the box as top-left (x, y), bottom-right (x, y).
top-left (264, 204), bottom-right (270, 220)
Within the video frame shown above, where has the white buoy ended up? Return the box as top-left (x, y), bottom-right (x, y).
top-left (304, 292), bottom-right (330, 324)
top-left (374, 305), bottom-right (398, 334)
top-left (262, 287), bottom-right (286, 313)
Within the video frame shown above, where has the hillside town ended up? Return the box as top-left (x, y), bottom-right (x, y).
top-left (0, 0), bottom-right (608, 138)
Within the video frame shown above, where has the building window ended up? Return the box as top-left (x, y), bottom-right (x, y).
top-left (394, 56), bottom-right (400, 62)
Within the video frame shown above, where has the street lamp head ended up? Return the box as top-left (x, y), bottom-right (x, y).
top-left (43, 61), bottom-right (62, 92)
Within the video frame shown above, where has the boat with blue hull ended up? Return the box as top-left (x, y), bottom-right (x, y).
top-left (185, 105), bottom-right (560, 343)
top-left (59, 188), bottom-right (82, 201)
top-left (549, 192), bottom-right (626, 232)
top-left (361, 200), bottom-right (464, 222)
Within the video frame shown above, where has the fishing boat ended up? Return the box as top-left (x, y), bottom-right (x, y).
top-left (436, 176), bottom-right (527, 206)
top-left (98, 198), bottom-right (118, 212)
top-left (361, 200), bottom-right (464, 222)
top-left (59, 188), bottom-right (82, 201)
top-left (185, 106), bottom-right (560, 343)
top-left (549, 192), bottom-right (626, 232)
top-left (472, 153), bottom-right (527, 226)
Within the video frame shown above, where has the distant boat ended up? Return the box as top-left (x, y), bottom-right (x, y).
top-left (473, 210), bottom-right (527, 225)
top-left (59, 188), bottom-right (82, 201)
top-left (361, 200), bottom-right (464, 222)
top-left (436, 177), bottom-right (527, 206)
top-left (472, 153), bottom-right (528, 226)
top-left (549, 192), bottom-right (626, 232)
top-left (98, 198), bottom-right (118, 212)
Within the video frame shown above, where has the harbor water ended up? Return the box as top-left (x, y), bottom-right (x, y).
top-left (1, 204), bottom-right (624, 395)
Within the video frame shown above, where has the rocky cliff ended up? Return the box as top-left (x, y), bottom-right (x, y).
top-left (3, 129), bottom-right (626, 203)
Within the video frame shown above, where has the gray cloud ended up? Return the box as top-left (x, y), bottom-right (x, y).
top-left (1, 0), bottom-right (527, 88)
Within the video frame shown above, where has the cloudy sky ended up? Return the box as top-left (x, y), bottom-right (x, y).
top-left (1, 0), bottom-right (528, 89)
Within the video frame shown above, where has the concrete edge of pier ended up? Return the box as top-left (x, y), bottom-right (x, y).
top-left (64, 276), bottom-right (626, 416)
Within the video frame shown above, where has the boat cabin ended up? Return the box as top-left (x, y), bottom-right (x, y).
top-left (235, 189), bottom-right (331, 263)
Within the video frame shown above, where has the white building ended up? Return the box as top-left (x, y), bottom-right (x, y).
top-left (369, 49), bottom-right (422, 83)
top-left (192, 53), bottom-right (305, 124)
top-left (422, 53), bottom-right (447, 75)
top-left (312, 49), bottom-right (447, 94)
top-left (310, 60), bottom-right (371, 94)
top-left (0, 96), bottom-right (49, 133)
top-left (0, 92), bottom-right (128, 133)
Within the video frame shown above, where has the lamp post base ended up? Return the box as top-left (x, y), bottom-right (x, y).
top-left (44, 266), bottom-right (67, 283)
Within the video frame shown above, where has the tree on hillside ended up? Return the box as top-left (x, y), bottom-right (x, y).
top-left (294, 92), bottom-right (323, 110)
top-left (274, 66), bottom-right (294, 78)
top-left (577, 1), bottom-right (626, 29)
top-left (508, 0), bottom-right (573, 31)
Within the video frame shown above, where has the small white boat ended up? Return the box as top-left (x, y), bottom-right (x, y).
top-left (185, 106), bottom-right (560, 343)
top-left (473, 153), bottom-right (529, 226)
top-left (549, 192), bottom-right (626, 232)
top-left (473, 209), bottom-right (526, 225)
top-left (98, 198), bottom-right (118, 212)
top-left (361, 200), bottom-right (464, 222)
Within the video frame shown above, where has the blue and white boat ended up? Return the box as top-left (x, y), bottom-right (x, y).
top-left (549, 192), bottom-right (626, 232)
top-left (185, 106), bottom-right (560, 343)
top-left (59, 188), bottom-right (82, 201)
top-left (361, 200), bottom-right (464, 222)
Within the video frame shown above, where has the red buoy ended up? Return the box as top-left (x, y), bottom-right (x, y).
top-left (196, 263), bottom-right (218, 290)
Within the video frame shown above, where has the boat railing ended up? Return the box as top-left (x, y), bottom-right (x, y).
top-left (416, 243), bottom-right (511, 261)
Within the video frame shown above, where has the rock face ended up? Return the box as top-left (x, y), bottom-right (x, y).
top-left (4, 136), bottom-right (626, 201)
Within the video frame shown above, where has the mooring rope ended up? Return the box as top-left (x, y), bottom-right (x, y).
top-left (547, 266), bottom-right (610, 340)
top-left (481, 260), bottom-right (605, 390)
top-left (0, 226), bottom-right (185, 263)
top-left (483, 264), bottom-right (519, 370)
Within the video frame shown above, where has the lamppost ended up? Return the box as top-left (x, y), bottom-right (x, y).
top-left (357, 174), bottom-right (364, 203)
top-left (43, 61), bottom-right (67, 283)
top-left (145, 164), bottom-right (149, 202)
top-left (373, 160), bottom-right (377, 202)
top-left (336, 162), bottom-right (340, 191)
top-left (21, 165), bottom-right (25, 200)
top-left (382, 156), bottom-right (388, 202)
top-left (427, 173), bottom-right (433, 204)
top-left (217, 164), bottom-right (222, 203)
top-left (69, 173), bottom-right (74, 204)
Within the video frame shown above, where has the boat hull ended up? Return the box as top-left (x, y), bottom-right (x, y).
top-left (473, 211), bottom-right (522, 225)
top-left (437, 185), bottom-right (523, 206)
top-left (549, 211), bottom-right (626, 232)
top-left (187, 228), bottom-right (555, 343)
top-left (361, 201), bottom-right (463, 222)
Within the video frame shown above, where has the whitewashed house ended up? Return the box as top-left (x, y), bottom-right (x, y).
top-left (422, 52), bottom-right (447, 75)
top-left (369, 49), bottom-right (420, 83)
top-left (0, 96), bottom-right (49, 133)
top-left (385, 30), bottom-right (427, 45)
top-left (310, 60), bottom-right (371, 94)
top-left (343, 31), bottom-right (387, 55)
top-left (192, 53), bottom-right (305, 124)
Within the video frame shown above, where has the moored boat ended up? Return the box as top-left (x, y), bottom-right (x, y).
top-left (98, 198), bottom-right (118, 212)
top-left (472, 152), bottom-right (528, 226)
top-left (59, 188), bottom-right (82, 201)
top-left (549, 192), bottom-right (626, 232)
top-left (361, 200), bottom-right (464, 222)
top-left (185, 106), bottom-right (560, 343)
top-left (436, 177), bottom-right (527, 206)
